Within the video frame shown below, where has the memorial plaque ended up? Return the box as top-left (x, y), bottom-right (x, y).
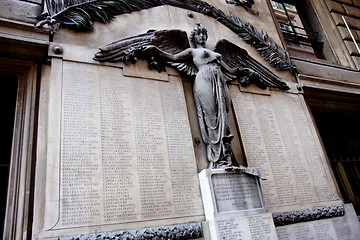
top-left (199, 169), bottom-right (266, 220)
top-left (217, 213), bottom-right (277, 240)
top-left (230, 87), bottom-right (339, 208)
top-left (50, 60), bottom-right (204, 230)
top-left (199, 169), bottom-right (276, 240)
top-left (212, 173), bottom-right (262, 213)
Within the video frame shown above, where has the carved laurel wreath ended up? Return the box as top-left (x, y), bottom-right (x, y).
top-left (36, 0), bottom-right (297, 72)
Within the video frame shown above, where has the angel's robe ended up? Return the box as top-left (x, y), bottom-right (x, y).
top-left (193, 62), bottom-right (235, 167)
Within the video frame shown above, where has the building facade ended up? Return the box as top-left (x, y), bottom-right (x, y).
top-left (0, 0), bottom-right (359, 239)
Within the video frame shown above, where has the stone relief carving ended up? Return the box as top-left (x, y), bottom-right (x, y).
top-left (272, 205), bottom-right (345, 226)
top-left (94, 24), bottom-right (289, 169)
top-left (35, 0), bottom-right (297, 72)
top-left (226, 0), bottom-right (259, 16)
top-left (60, 222), bottom-right (202, 240)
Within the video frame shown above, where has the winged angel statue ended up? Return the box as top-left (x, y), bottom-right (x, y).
top-left (94, 24), bottom-right (289, 170)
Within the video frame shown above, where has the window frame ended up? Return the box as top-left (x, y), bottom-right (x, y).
top-left (0, 58), bottom-right (40, 240)
top-left (268, 0), bottom-right (327, 60)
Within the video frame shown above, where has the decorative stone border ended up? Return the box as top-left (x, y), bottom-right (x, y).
top-left (60, 222), bottom-right (203, 240)
top-left (272, 205), bottom-right (345, 226)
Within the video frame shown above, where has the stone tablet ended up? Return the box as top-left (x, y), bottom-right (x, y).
top-left (212, 172), bottom-right (262, 213)
top-left (230, 87), bottom-right (339, 208)
top-left (199, 169), bottom-right (266, 220)
top-left (217, 213), bottom-right (278, 240)
top-left (37, 60), bottom-right (204, 237)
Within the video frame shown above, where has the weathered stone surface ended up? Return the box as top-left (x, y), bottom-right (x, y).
top-left (332, 13), bottom-right (360, 30)
top-left (0, 0), bottom-right (41, 24)
top-left (326, 0), bottom-right (346, 14)
top-left (344, 40), bottom-right (360, 56)
top-left (353, 0), bottom-right (360, 8)
top-left (352, 55), bottom-right (360, 70)
top-left (338, 26), bottom-right (360, 41)
top-left (356, 29), bottom-right (360, 40)
top-left (291, 58), bottom-right (360, 83)
top-left (331, 0), bottom-right (354, 5)
top-left (343, 4), bottom-right (360, 19)
top-left (231, 87), bottom-right (340, 211)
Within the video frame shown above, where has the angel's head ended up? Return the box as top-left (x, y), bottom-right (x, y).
top-left (190, 23), bottom-right (208, 46)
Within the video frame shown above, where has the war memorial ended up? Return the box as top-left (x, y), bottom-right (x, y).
top-left (1, 0), bottom-right (360, 239)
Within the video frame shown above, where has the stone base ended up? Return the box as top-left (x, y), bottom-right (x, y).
top-left (199, 169), bottom-right (277, 240)
top-left (198, 169), bottom-right (267, 220)
top-left (204, 212), bottom-right (278, 240)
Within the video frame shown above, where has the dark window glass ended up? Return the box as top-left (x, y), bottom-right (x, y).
top-left (270, 0), bottom-right (325, 59)
top-left (0, 76), bottom-right (18, 236)
top-left (312, 111), bottom-right (360, 215)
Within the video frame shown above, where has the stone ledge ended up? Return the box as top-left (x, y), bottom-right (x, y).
top-left (344, 40), bottom-right (360, 56)
top-left (343, 4), bottom-right (360, 19)
top-left (332, 13), bottom-right (360, 30)
top-left (291, 57), bottom-right (360, 83)
top-left (0, 0), bottom-right (42, 24)
top-left (326, 0), bottom-right (346, 14)
top-left (59, 222), bottom-right (203, 240)
top-left (330, 0), bottom-right (353, 5)
top-left (337, 26), bottom-right (360, 42)
top-left (272, 205), bottom-right (344, 226)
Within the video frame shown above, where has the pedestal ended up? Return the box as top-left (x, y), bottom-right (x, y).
top-left (199, 169), bottom-right (278, 240)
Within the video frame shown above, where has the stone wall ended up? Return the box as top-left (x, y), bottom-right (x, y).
top-left (0, 0), bottom-right (43, 24)
top-left (325, 0), bottom-right (360, 69)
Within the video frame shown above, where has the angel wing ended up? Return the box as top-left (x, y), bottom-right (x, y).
top-left (215, 39), bottom-right (290, 90)
top-left (94, 29), bottom-right (198, 77)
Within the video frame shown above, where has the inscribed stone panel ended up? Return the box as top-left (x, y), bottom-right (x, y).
top-left (211, 173), bottom-right (262, 213)
top-left (56, 61), bottom-right (203, 229)
top-left (230, 86), bottom-right (338, 208)
top-left (217, 213), bottom-right (277, 240)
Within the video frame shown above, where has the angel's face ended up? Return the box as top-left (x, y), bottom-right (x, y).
top-left (194, 31), bottom-right (208, 45)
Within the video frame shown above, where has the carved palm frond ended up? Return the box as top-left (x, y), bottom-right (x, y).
top-left (36, 0), bottom-right (296, 72)
top-left (37, 0), bottom-right (162, 31)
top-left (224, 12), bottom-right (292, 71)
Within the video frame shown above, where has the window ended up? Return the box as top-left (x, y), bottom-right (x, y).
top-left (312, 111), bottom-right (360, 215)
top-left (270, 0), bottom-right (325, 60)
top-left (0, 59), bottom-right (39, 239)
top-left (0, 76), bottom-right (18, 237)
top-left (306, 89), bottom-right (360, 217)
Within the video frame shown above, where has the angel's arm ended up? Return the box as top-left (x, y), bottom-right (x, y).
top-left (145, 46), bottom-right (193, 62)
top-left (218, 60), bottom-right (238, 75)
